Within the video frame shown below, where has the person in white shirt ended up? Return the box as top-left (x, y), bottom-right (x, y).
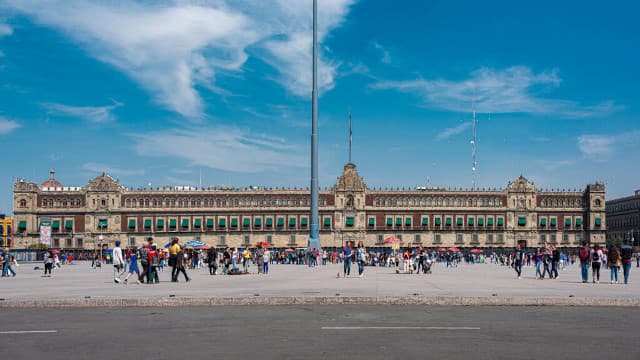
top-left (112, 240), bottom-right (125, 283)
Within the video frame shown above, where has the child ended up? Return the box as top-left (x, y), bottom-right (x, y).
top-left (124, 248), bottom-right (141, 284)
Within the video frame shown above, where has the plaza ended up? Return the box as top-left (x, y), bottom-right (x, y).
top-left (1, 260), bottom-right (638, 306)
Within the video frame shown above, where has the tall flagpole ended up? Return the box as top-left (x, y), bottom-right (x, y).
top-left (348, 111), bottom-right (352, 164)
top-left (308, 0), bottom-right (320, 250)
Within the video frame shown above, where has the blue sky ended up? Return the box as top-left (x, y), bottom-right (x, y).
top-left (0, 0), bottom-right (638, 214)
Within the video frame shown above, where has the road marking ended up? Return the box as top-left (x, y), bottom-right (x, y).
top-left (321, 326), bottom-right (480, 330)
top-left (0, 330), bottom-right (58, 334)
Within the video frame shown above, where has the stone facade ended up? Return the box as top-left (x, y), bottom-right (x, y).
top-left (12, 164), bottom-right (606, 249)
top-left (606, 190), bottom-right (640, 245)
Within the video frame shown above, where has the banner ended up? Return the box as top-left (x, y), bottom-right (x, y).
top-left (40, 225), bottom-right (51, 246)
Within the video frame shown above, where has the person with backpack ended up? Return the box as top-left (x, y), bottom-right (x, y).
top-left (148, 244), bottom-right (160, 284)
top-left (620, 239), bottom-right (633, 284)
top-left (591, 244), bottom-right (603, 283)
top-left (138, 239), bottom-right (152, 283)
top-left (608, 244), bottom-right (621, 284)
top-left (172, 245), bottom-right (190, 282)
top-left (578, 241), bottom-right (590, 283)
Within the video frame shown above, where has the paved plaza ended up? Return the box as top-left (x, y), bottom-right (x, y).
top-left (1, 260), bottom-right (638, 306)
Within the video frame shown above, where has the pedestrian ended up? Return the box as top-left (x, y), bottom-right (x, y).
top-left (169, 237), bottom-right (180, 280)
top-left (242, 247), bottom-right (251, 273)
top-left (148, 244), bottom-right (160, 284)
top-left (342, 243), bottom-right (353, 278)
top-left (207, 246), bottom-right (217, 275)
top-left (263, 249), bottom-right (270, 274)
top-left (124, 248), bottom-right (141, 284)
top-left (591, 244), bottom-right (603, 283)
top-left (578, 241), bottom-right (590, 283)
top-left (608, 244), bottom-right (621, 284)
top-left (541, 243), bottom-right (552, 279)
top-left (550, 245), bottom-right (560, 279)
top-left (255, 245), bottom-right (264, 275)
top-left (620, 239), bottom-right (633, 284)
top-left (138, 239), bottom-right (151, 283)
top-left (112, 240), bottom-right (125, 283)
top-left (43, 250), bottom-right (53, 277)
top-left (172, 245), bottom-right (190, 282)
top-left (356, 241), bottom-right (367, 278)
top-left (2, 248), bottom-right (16, 277)
top-left (514, 244), bottom-right (524, 279)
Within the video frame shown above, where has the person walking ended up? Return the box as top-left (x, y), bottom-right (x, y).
top-left (43, 250), bottom-right (53, 277)
top-left (173, 245), bottom-right (190, 282)
top-left (550, 245), bottom-right (560, 279)
top-left (138, 240), bottom-right (151, 283)
top-left (356, 241), bottom-right (367, 278)
top-left (514, 244), bottom-right (524, 279)
top-left (534, 248), bottom-right (543, 279)
top-left (621, 239), bottom-right (633, 284)
top-left (578, 241), bottom-right (591, 283)
top-left (124, 248), bottom-right (141, 284)
top-left (255, 245), bottom-right (264, 275)
top-left (207, 246), bottom-right (217, 275)
top-left (342, 243), bottom-right (353, 278)
top-left (262, 249), bottom-right (270, 274)
top-left (169, 237), bottom-right (180, 280)
top-left (112, 241), bottom-right (125, 283)
top-left (608, 244), bottom-right (621, 284)
top-left (1, 248), bottom-right (16, 277)
top-left (591, 244), bottom-right (603, 283)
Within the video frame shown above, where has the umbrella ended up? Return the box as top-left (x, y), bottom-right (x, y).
top-left (51, 249), bottom-right (60, 254)
top-left (254, 241), bottom-right (270, 248)
top-left (470, 249), bottom-right (483, 254)
top-left (184, 240), bottom-right (206, 248)
top-left (284, 248), bottom-right (294, 252)
top-left (448, 247), bottom-right (460, 252)
top-left (383, 237), bottom-right (400, 243)
top-left (437, 247), bottom-right (446, 251)
top-left (196, 245), bottom-right (209, 250)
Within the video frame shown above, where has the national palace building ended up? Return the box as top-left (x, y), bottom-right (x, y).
top-left (12, 164), bottom-right (606, 249)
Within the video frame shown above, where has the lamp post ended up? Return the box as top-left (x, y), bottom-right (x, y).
top-left (308, 0), bottom-right (321, 251)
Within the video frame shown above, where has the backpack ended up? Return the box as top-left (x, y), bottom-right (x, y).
top-left (578, 247), bottom-right (589, 261)
top-left (151, 252), bottom-right (159, 267)
top-left (591, 251), bottom-right (599, 262)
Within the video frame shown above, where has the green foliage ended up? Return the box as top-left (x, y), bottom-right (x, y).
top-left (26, 243), bottom-right (49, 251)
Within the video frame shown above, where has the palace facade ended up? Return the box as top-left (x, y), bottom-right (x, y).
top-left (606, 190), bottom-right (640, 246)
top-left (13, 164), bottom-right (606, 249)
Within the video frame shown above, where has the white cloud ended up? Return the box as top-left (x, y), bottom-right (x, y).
top-left (577, 130), bottom-right (640, 162)
top-left (0, 116), bottom-right (20, 134)
top-left (82, 163), bottom-right (144, 177)
top-left (42, 101), bottom-right (122, 123)
top-left (0, 23), bottom-right (11, 37)
top-left (4, 0), bottom-right (356, 118)
top-left (131, 125), bottom-right (306, 173)
top-left (536, 160), bottom-right (575, 171)
top-left (372, 66), bottom-right (621, 118)
top-left (372, 41), bottom-right (391, 64)
top-left (436, 121), bottom-right (471, 140)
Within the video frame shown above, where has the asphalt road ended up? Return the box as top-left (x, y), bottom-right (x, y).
top-left (1, 306), bottom-right (637, 360)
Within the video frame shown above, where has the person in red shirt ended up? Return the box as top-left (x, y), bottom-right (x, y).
top-left (148, 244), bottom-right (160, 284)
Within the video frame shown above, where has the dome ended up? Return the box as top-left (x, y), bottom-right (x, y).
top-left (40, 169), bottom-right (63, 189)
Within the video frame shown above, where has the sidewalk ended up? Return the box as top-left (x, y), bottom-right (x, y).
top-left (1, 261), bottom-right (638, 307)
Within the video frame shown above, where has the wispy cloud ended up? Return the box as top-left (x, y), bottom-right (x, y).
top-left (131, 125), bottom-right (306, 173)
top-left (436, 121), bottom-right (471, 140)
top-left (42, 101), bottom-right (122, 123)
top-left (0, 23), bottom-right (12, 37)
top-left (372, 41), bottom-right (391, 64)
top-left (4, 0), bottom-right (356, 118)
top-left (48, 153), bottom-right (64, 161)
top-left (372, 66), bottom-right (621, 118)
top-left (82, 162), bottom-right (144, 177)
top-left (536, 159), bottom-right (575, 171)
top-left (577, 130), bottom-right (640, 162)
top-left (0, 116), bottom-right (20, 134)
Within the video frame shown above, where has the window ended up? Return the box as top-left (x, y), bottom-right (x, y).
top-left (289, 235), bottom-right (296, 244)
top-left (540, 234), bottom-right (546, 243)
top-left (244, 235), bottom-right (250, 245)
top-left (414, 234), bottom-right (421, 243)
top-left (434, 234), bottom-right (442, 243)
top-left (487, 234), bottom-right (494, 243)
top-left (497, 234), bottom-right (504, 243)
top-left (19, 199), bottom-right (27, 207)
top-left (550, 234), bottom-right (557, 243)
top-left (563, 233), bottom-right (569, 243)
top-left (472, 234), bottom-right (478, 243)
top-left (219, 236), bottom-right (226, 245)
top-left (76, 238), bottom-right (83, 248)
top-left (101, 199), bottom-right (106, 206)
top-left (377, 234), bottom-right (384, 243)
top-left (456, 234), bottom-right (464, 243)
top-left (53, 238), bottom-right (60, 247)
top-left (65, 238), bottom-right (73, 248)
top-left (129, 237), bottom-right (136, 247)
top-left (266, 235), bottom-right (273, 244)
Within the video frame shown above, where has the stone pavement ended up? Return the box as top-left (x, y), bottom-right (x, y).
top-left (0, 261), bottom-right (638, 307)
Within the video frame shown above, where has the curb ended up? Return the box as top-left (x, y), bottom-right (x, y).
top-left (1, 296), bottom-right (639, 308)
